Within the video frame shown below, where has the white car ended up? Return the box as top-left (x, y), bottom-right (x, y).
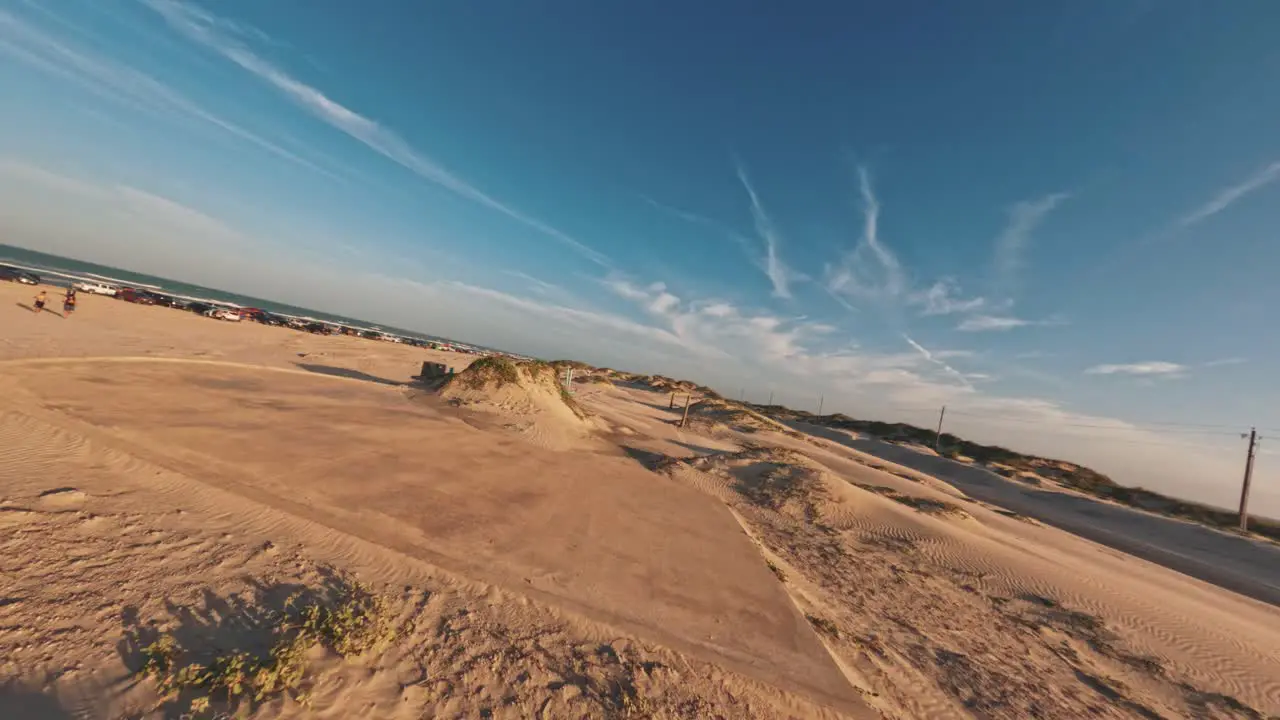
top-left (74, 281), bottom-right (118, 296)
top-left (204, 308), bottom-right (242, 322)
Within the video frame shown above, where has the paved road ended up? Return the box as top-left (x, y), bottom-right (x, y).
top-left (794, 423), bottom-right (1280, 607)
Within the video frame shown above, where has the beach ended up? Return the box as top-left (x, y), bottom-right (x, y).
top-left (3, 279), bottom-right (1280, 720)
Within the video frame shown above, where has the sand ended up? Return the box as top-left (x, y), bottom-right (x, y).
top-left (2, 281), bottom-right (1279, 719)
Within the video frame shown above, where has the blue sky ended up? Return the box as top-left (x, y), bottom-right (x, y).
top-left (2, 0), bottom-right (1279, 512)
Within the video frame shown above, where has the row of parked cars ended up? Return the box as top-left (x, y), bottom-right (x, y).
top-left (8, 272), bottom-right (300, 328)
top-left (68, 280), bottom-right (268, 323)
top-left (9, 270), bottom-right (457, 349)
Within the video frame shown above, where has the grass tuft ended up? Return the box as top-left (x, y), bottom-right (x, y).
top-left (138, 577), bottom-right (397, 716)
top-left (806, 614), bottom-right (841, 638)
top-left (456, 356), bottom-right (521, 389)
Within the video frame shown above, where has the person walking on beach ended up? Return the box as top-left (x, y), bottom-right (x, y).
top-left (32, 290), bottom-right (47, 313)
top-left (62, 287), bottom-right (77, 317)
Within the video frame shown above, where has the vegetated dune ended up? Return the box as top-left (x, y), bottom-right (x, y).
top-left (658, 444), bottom-right (1280, 720)
top-left (437, 356), bottom-right (596, 450)
top-left (684, 398), bottom-right (799, 436)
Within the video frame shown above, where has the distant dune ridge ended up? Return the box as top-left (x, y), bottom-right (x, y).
top-left (542, 353), bottom-right (1278, 541)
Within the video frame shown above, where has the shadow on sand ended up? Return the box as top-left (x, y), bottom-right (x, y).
top-left (618, 440), bottom-right (725, 470)
top-left (0, 689), bottom-right (74, 720)
top-left (620, 445), bottom-right (669, 469)
top-left (294, 363), bottom-right (405, 387)
top-left (117, 571), bottom-right (360, 719)
top-left (632, 395), bottom-right (690, 413)
top-left (668, 439), bottom-right (726, 456)
top-left (16, 302), bottom-right (65, 318)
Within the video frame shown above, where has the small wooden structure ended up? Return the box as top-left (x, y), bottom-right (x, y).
top-left (419, 361), bottom-right (451, 379)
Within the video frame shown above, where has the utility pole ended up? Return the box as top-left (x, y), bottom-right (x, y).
top-left (1239, 428), bottom-right (1259, 531)
top-left (934, 405), bottom-right (947, 452)
top-left (817, 395), bottom-right (824, 417)
top-left (768, 390), bottom-right (774, 406)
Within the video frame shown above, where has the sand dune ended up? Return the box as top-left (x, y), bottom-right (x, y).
top-left (2, 282), bottom-right (1280, 718)
top-left (435, 356), bottom-right (600, 451)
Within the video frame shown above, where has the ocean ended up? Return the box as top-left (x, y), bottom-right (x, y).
top-left (0, 244), bottom-right (480, 348)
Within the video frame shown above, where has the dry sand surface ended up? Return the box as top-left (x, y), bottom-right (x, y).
top-left (2, 282), bottom-right (1280, 719)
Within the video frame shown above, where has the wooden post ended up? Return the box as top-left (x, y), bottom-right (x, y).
top-left (1239, 428), bottom-right (1258, 531)
top-left (669, 392), bottom-right (676, 409)
top-left (679, 394), bottom-right (692, 428)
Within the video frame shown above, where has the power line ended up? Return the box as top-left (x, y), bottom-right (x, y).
top-left (941, 410), bottom-right (1246, 436)
top-left (750, 395), bottom-right (1272, 443)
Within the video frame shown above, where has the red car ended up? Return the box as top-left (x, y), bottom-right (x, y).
top-left (117, 288), bottom-right (155, 305)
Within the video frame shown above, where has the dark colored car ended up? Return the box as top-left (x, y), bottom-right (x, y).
top-left (186, 302), bottom-right (214, 315)
top-left (0, 266), bottom-right (40, 285)
top-left (141, 290), bottom-right (182, 307)
top-left (257, 312), bottom-right (288, 326)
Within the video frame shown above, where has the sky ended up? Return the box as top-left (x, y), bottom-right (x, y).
top-left (2, 0), bottom-right (1279, 514)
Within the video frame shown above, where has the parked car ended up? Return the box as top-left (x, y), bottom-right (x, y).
top-left (140, 290), bottom-right (182, 307)
top-left (186, 302), bottom-right (214, 315)
top-left (209, 308), bottom-right (242, 322)
top-left (256, 312), bottom-right (288, 326)
top-left (74, 281), bottom-right (118, 296)
top-left (1, 266), bottom-right (41, 285)
top-left (117, 288), bottom-right (155, 304)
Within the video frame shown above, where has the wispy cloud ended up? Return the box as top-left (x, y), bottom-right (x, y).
top-left (952, 312), bottom-right (1059, 333)
top-left (641, 195), bottom-right (746, 244)
top-left (1178, 161), bottom-right (1280, 228)
top-left (902, 334), bottom-right (973, 390)
top-left (991, 192), bottom-right (1068, 298)
top-left (825, 165), bottom-right (906, 303)
top-left (732, 160), bottom-right (796, 299)
top-left (642, 192), bottom-right (806, 299)
top-left (1203, 357), bottom-right (1247, 368)
top-left (907, 279), bottom-right (985, 316)
top-left (958, 315), bottom-right (1028, 332)
top-left (143, 0), bottom-right (610, 267)
top-left (933, 349), bottom-right (977, 360)
top-left (1084, 361), bottom-right (1185, 377)
top-left (0, 8), bottom-right (326, 175)
top-left (500, 270), bottom-right (566, 297)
